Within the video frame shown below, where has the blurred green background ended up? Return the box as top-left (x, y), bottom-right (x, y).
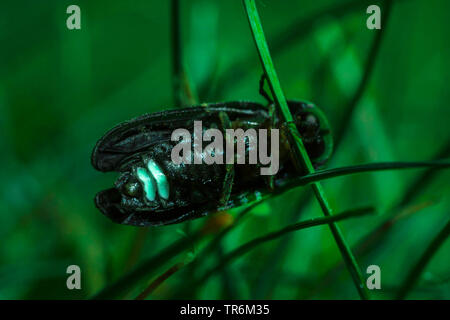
top-left (0, 0), bottom-right (449, 299)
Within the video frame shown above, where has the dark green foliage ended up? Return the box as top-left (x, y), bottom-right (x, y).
top-left (0, 0), bottom-right (449, 300)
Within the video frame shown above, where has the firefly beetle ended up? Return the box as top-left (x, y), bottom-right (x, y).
top-left (91, 100), bottom-right (333, 226)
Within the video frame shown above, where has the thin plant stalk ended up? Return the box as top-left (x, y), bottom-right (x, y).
top-left (399, 139), bottom-right (450, 207)
top-left (135, 262), bottom-right (185, 300)
top-left (171, 0), bottom-right (197, 106)
top-left (334, 0), bottom-right (393, 148)
top-left (396, 218), bottom-right (450, 299)
top-left (91, 160), bottom-right (450, 299)
top-left (242, 0), bottom-right (369, 299)
top-left (171, 0), bottom-right (182, 106)
top-left (92, 231), bottom-right (202, 299)
top-left (207, 0), bottom-right (405, 100)
top-left (252, 0), bottom-right (393, 295)
top-left (276, 161), bottom-right (450, 194)
top-left (195, 206), bottom-right (374, 285)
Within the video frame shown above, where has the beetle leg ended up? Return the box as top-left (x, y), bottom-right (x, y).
top-left (230, 119), bottom-right (260, 130)
top-left (265, 172), bottom-right (275, 191)
top-left (263, 103), bottom-right (278, 191)
top-left (259, 73), bottom-right (273, 105)
top-left (218, 111), bottom-right (235, 206)
top-left (279, 120), bottom-right (299, 138)
top-left (268, 103), bottom-right (277, 127)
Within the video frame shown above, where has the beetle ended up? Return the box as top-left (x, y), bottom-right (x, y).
top-left (91, 100), bottom-right (332, 226)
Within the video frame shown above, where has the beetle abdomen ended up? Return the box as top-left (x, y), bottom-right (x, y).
top-left (92, 101), bottom-right (333, 226)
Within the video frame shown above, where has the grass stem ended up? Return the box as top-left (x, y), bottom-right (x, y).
top-left (92, 231), bottom-right (201, 299)
top-left (397, 218), bottom-right (450, 299)
top-left (171, 0), bottom-right (182, 106)
top-left (196, 206), bottom-right (374, 285)
top-left (171, 0), bottom-right (197, 106)
top-left (243, 0), bottom-right (369, 299)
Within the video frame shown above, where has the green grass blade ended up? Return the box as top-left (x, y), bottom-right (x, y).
top-left (251, 1), bottom-right (395, 297)
top-left (91, 231), bottom-right (201, 299)
top-left (208, 0), bottom-right (403, 100)
top-left (301, 156), bottom-right (450, 298)
top-left (334, 0), bottom-right (393, 148)
top-left (243, 0), bottom-right (370, 298)
top-left (180, 203), bottom-right (257, 294)
top-left (399, 139), bottom-right (450, 207)
top-left (171, 0), bottom-right (197, 106)
top-left (278, 160), bottom-right (450, 193)
top-left (196, 206), bottom-right (374, 285)
top-left (197, 203), bottom-right (257, 259)
top-left (250, 192), bottom-right (311, 298)
top-left (171, 0), bottom-right (183, 106)
top-left (135, 262), bottom-right (185, 300)
top-left (396, 218), bottom-right (450, 299)
top-left (91, 159), bottom-right (449, 299)
top-left (91, 204), bottom-right (257, 300)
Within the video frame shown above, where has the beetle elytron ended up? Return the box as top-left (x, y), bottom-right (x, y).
top-left (91, 100), bottom-right (333, 226)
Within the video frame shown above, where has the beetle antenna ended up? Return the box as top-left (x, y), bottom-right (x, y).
top-left (259, 73), bottom-right (273, 105)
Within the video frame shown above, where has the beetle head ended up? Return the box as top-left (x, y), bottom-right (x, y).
top-left (286, 100), bottom-right (333, 166)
